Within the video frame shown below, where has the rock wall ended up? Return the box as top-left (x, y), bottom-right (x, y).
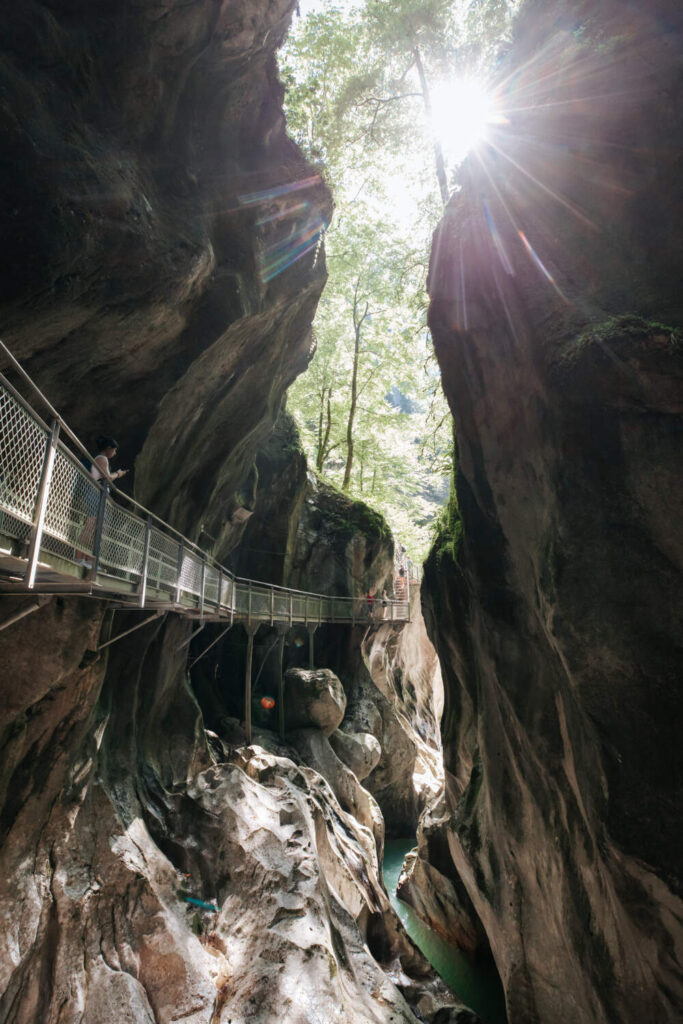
top-left (2, 603), bottom-right (462, 1023)
top-left (423, 2), bottom-right (683, 1023)
top-left (231, 409), bottom-right (395, 597)
top-left (0, 0), bottom-right (331, 552)
top-left (360, 591), bottom-right (445, 834)
top-left (0, 4), bottom-right (466, 1021)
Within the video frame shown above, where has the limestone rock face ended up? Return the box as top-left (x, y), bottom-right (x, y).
top-left (330, 727), bottom-right (382, 781)
top-left (0, 601), bottom-right (459, 1023)
top-left (288, 728), bottom-right (384, 844)
top-left (290, 476), bottom-right (395, 597)
top-left (0, 0), bottom-right (331, 554)
top-left (339, 592), bottom-right (445, 837)
top-left (424, 2), bottom-right (683, 1022)
top-left (284, 666), bottom-right (346, 735)
top-left (232, 413), bottom-right (395, 596)
top-left (397, 791), bottom-right (489, 956)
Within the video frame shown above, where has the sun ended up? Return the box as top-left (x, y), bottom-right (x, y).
top-left (429, 77), bottom-right (500, 165)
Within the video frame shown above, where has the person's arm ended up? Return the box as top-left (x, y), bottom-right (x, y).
top-left (93, 454), bottom-right (127, 483)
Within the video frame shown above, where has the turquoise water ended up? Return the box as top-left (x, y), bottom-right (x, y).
top-left (383, 839), bottom-right (507, 1024)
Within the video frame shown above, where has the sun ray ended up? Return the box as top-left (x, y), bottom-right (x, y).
top-left (483, 137), bottom-right (599, 231)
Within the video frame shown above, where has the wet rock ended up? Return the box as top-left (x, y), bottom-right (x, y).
top-left (284, 666), bottom-right (346, 735)
top-left (330, 728), bottom-right (382, 781)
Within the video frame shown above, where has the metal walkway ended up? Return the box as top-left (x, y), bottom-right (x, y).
top-left (0, 341), bottom-right (411, 630)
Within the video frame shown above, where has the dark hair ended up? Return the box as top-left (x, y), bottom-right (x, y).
top-left (96, 435), bottom-right (119, 451)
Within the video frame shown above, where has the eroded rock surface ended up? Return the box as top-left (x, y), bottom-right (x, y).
top-left (423, 2), bottom-right (683, 1022)
top-left (0, 1), bottom-right (331, 554)
top-left (357, 593), bottom-right (445, 835)
top-left (330, 727), bottom-right (382, 781)
top-left (232, 413), bottom-right (396, 598)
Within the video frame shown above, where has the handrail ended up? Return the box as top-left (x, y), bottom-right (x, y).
top-left (0, 341), bottom-right (211, 562)
top-left (0, 341), bottom-right (410, 624)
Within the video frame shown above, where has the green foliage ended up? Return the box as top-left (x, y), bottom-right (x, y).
top-left (281, 0), bottom-right (514, 559)
top-left (315, 484), bottom-right (393, 545)
top-left (432, 463), bottom-right (464, 569)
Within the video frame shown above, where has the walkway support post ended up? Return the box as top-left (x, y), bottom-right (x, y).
top-left (276, 621), bottom-right (288, 741)
top-left (306, 623), bottom-right (318, 670)
top-left (138, 516), bottom-right (152, 608)
top-left (25, 419), bottom-right (60, 589)
top-left (244, 621), bottom-right (259, 744)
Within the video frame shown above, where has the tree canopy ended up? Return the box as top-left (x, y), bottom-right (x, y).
top-left (280, 0), bottom-right (515, 559)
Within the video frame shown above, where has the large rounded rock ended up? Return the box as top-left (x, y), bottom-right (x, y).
top-left (330, 729), bottom-right (382, 781)
top-left (284, 667), bottom-right (346, 736)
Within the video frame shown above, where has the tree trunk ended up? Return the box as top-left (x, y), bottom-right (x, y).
top-left (316, 388), bottom-right (325, 470)
top-left (342, 283), bottom-right (367, 491)
top-left (316, 386), bottom-right (333, 471)
top-left (413, 45), bottom-right (449, 206)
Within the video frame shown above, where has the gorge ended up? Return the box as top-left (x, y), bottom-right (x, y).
top-left (0, 1), bottom-right (682, 1023)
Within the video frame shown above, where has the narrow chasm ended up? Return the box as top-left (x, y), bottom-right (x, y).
top-left (1, 1), bottom-right (682, 1024)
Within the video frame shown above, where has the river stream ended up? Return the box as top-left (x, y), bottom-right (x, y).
top-left (383, 839), bottom-right (507, 1024)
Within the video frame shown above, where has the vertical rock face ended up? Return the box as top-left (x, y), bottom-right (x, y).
top-left (230, 410), bottom-right (395, 597)
top-left (0, 0), bottom-right (331, 550)
top-left (424, 2), bottom-right (683, 1023)
top-left (360, 593), bottom-right (445, 833)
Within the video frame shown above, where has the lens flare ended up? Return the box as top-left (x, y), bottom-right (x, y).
top-left (430, 78), bottom-right (503, 164)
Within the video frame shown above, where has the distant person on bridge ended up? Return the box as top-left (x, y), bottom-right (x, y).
top-left (381, 589), bottom-right (388, 619)
top-left (366, 591), bottom-right (374, 618)
top-left (75, 436), bottom-right (128, 567)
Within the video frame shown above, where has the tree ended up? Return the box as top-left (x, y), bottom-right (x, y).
top-left (281, 0), bottom-right (515, 556)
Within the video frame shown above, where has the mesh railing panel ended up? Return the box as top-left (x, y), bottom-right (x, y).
top-left (0, 381), bottom-right (411, 624)
top-left (217, 575), bottom-right (233, 611)
top-left (273, 592), bottom-right (292, 620)
top-left (0, 388), bottom-right (47, 524)
top-left (204, 565), bottom-right (220, 608)
top-left (179, 551), bottom-right (203, 597)
top-left (233, 582), bottom-right (251, 616)
top-left (0, 509), bottom-right (32, 544)
top-left (148, 527), bottom-right (180, 594)
top-left (44, 447), bottom-right (99, 551)
top-left (99, 500), bottom-right (145, 577)
top-left (43, 533), bottom-right (81, 564)
top-left (250, 586), bottom-right (273, 619)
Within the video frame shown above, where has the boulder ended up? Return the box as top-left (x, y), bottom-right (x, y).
top-left (288, 728), bottom-right (383, 844)
top-left (330, 729), bottom-right (382, 781)
top-left (284, 667), bottom-right (346, 735)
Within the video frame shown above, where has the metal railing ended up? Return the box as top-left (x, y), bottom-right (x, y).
top-left (0, 343), bottom-right (409, 625)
